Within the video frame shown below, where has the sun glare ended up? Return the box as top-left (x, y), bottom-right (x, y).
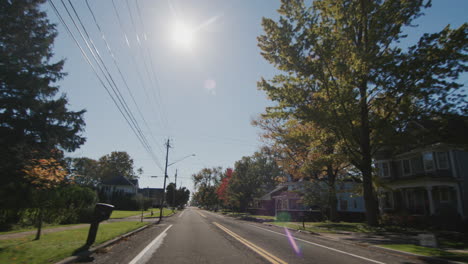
top-left (172, 21), bottom-right (194, 50)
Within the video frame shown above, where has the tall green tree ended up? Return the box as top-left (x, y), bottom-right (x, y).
top-left (257, 0), bottom-right (467, 225)
top-left (191, 167), bottom-right (223, 208)
top-left (67, 157), bottom-right (100, 187)
top-left (98, 151), bottom-right (141, 180)
top-left (0, 0), bottom-right (85, 220)
top-left (227, 149), bottom-right (282, 211)
top-left (166, 183), bottom-right (190, 208)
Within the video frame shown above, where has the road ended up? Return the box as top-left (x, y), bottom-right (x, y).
top-left (85, 208), bottom-right (440, 264)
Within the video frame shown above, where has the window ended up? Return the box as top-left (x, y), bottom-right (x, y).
top-left (377, 162), bottom-right (390, 178)
top-left (353, 199), bottom-right (358, 209)
top-left (423, 152), bottom-right (435, 171)
top-left (402, 159), bottom-right (411, 176)
top-left (438, 188), bottom-right (451, 202)
top-left (436, 152), bottom-right (449, 169)
top-left (381, 192), bottom-right (394, 209)
top-left (339, 199), bottom-right (348, 211)
top-left (411, 156), bottom-right (424, 173)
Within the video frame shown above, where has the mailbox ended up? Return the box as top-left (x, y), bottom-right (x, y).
top-left (93, 203), bottom-right (114, 222)
top-left (85, 203), bottom-right (115, 247)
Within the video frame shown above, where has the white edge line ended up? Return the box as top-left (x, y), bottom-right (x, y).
top-left (178, 210), bottom-right (185, 218)
top-left (250, 224), bottom-right (385, 264)
top-left (128, 224), bottom-right (173, 264)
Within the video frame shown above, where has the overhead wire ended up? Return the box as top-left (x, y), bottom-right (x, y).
top-left (134, 0), bottom-right (169, 130)
top-left (111, 0), bottom-right (167, 146)
top-left (83, 0), bottom-right (164, 155)
top-left (125, 0), bottom-right (169, 132)
top-left (49, 0), bottom-right (163, 171)
top-left (64, 0), bottom-right (164, 169)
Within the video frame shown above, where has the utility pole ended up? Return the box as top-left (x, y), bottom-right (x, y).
top-left (172, 169), bottom-right (178, 208)
top-left (159, 139), bottom-right (171, 222)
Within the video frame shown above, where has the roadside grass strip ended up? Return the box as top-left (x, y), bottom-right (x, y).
top-left (213, 222), bottom-right (287, 264)
top-left (110, 209), bottom-right (156, 219)
top-left (0, 221), bottom-right (148, 264)
top-left (379, 244), bottom-right (468, 263)
top-left (144, 208), bottom-right (177, 218)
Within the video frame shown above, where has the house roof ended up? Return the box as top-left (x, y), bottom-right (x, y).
top-left (272, 191), bottom-right (302, 199)
top-left (102, 175), bottom-right (138, 187)
top-left (257, 185), bottom-right (288, 200)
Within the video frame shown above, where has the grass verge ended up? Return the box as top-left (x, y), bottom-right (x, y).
top-left (0, 221), bottom-right (148, 264)
top-left (110, 209), bottom-right (155, 219)
top-left (0, 224), bottom-right (83, 236)
top-left (379, 244), bottom-right (468, 263)
top-left (144, 208), bottom-right (176, 218)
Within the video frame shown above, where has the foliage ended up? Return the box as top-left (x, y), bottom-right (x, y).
top-left (66, 157), bottom-right (100, 187)
top-left (227, 149), bottom-right (283, 211)
top-left (23, 158), bottom-right (67, 189)
top-left (166, 183), bottom-right (190, 208)
top-left (257, 0), bottom-right (467, 225)
top-left (191, 167), bottom-right (223, 208)
top-left (98, 151), bottom-right (142, 180)
top-left (0, 0), bottom-right (86, 215)
top-left (216, 168), bottom-right (233, 207)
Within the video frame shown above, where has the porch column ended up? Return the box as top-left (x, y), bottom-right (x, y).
top-left (454, 185), bottom-right (464, 217)
top-left (426, 186), bottom-right (435, 215)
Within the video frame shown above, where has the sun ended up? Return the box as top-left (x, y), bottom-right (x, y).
top-left (172, 21), bottom-right (194, 50)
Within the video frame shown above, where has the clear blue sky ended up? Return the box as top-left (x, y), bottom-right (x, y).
top-left (46, 0), bottom-right (467, 194)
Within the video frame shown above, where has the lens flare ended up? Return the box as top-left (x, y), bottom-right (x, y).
top-left (284, 227), bottom-right (301, 256)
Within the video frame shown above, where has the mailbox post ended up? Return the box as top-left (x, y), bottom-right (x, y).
top-left (85, 203), bottom-right (114, 247)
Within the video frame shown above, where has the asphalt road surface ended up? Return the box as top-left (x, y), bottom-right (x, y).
top-left (84, 208), bottom-right (442, 264)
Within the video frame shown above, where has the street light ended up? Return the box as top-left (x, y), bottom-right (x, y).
top-left (168, 154), bottom-right (195, 167)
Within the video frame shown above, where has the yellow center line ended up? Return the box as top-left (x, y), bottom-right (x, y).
top-left (196, 211), bottom-right (206, 218)
top-left (213, 222), bottom-right (288, 264)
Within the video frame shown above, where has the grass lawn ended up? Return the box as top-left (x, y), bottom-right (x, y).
top-left (144, 208), bottom-right (176, 218)
top-left (380, 244), bottom-right (468, 263)
top-left (250, 215), bottom-right (276, 220)
top-left (0, 224), bottom-right (83, 236)
top-left (110, 209), bottom-right (155, 219)
top-left (270, 221), bottom-right (379, 233)
top-left (0, 221), bottom-right (148, 264)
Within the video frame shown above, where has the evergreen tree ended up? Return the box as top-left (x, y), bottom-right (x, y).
top-left (0, 0), bottom-right (85, 218)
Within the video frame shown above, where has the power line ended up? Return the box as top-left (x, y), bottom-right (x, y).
top-left (49, 0), bottom-right (163, 171)
top-left (63, 0), bottom-right (163, 170)
top-left (125, 0), bottom-right (169, 131)
top-left (83, 0), bottom-right (164, 155)
top-left (111, 0), bottom-right (167, 141)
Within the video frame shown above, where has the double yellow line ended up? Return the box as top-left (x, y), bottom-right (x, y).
top-left (213, 222), bottom-right (287, 264)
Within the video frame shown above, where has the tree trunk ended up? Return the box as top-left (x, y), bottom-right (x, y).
top-left (327, 166), bottom-right (338, 222)
top-left (35, 208), bottom-right (43, 240)
top-left (359, 81), bottom-right (379, 226)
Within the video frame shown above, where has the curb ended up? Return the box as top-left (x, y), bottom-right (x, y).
top-left (55, 222), bottom-right (153, 264)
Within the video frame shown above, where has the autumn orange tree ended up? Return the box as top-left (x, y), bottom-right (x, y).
top-left (254, 117), bottom-right (351, 221)
top-left (23, 157), bottom-right (67, 240)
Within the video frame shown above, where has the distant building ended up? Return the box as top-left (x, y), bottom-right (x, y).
top-left (375, 142), bottom-right (467, 219)
top-left (249, 177), bottom-right (365, 221)
top-left (139, 188), bottom-right (164, 208)
top-left (101, 175), bottom-right (139, 196)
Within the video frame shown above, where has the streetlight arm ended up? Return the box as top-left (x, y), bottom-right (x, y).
top-left (168, 154), bottom-right (195, 167)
